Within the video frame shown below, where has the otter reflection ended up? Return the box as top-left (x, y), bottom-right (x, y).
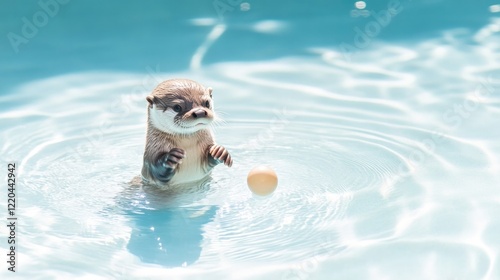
top-left (126, 205), bottom-right (217, 267)
top-left (123, 178), bottom-right (217, 267)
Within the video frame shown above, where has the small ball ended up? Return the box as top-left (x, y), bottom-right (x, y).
top-left (247, 166), bottom-right (278, 196)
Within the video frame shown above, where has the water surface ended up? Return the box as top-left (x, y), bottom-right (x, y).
top-left (1, 1), bottom-right (500, 279)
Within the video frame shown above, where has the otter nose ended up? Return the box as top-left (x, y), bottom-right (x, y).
top-left (192, 109), bottom-right (207, 118)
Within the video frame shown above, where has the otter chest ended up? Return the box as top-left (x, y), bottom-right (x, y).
top-left (170, 138), bottom-right (208, 184)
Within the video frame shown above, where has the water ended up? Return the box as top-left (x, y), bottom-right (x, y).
top-left (1, 1), bottom-right (500, 279)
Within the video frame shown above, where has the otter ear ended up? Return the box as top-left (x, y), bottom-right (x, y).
top-left (207, 87), bottom-right (213, 98)
top-left (146, 95), bottom-right (154, 108)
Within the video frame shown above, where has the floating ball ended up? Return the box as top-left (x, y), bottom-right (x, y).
top-left (247, 166), bottom-right (278, 196)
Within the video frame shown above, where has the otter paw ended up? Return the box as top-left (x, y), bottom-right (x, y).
top-left (209, 144), bottom-right (233, 167)
top-left (163, 148), bottom-right (185, 169)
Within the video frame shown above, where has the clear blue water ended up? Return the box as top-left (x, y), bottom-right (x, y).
top-left (1, 1), bottom-right (500, 279)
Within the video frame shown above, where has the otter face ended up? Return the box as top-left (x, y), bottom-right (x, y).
top-left (146, 79), bottom-right (215, 135)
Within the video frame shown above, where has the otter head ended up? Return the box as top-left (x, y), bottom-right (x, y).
top-left (146, 79), bottom-right (215, 135)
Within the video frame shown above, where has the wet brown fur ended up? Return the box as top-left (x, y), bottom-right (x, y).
top-left (141, 79), bottom-right (231, 187)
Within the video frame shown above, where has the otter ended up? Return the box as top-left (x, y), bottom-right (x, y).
top-left (141, 79), bottom-right (232, 187)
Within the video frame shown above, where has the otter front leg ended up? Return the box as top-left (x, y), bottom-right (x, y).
top-left (150, 148), bottom-right (185, 183)
top-left (208, 144), bottom-right (233, 167)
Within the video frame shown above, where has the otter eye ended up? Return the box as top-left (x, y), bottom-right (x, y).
top-left (204, 101), bottom-right (210, 108)
top-left (173, 105), bottom-right (182, 112)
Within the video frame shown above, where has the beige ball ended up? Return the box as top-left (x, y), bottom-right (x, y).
top-left (247, 166), bottom-right (278, 196)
